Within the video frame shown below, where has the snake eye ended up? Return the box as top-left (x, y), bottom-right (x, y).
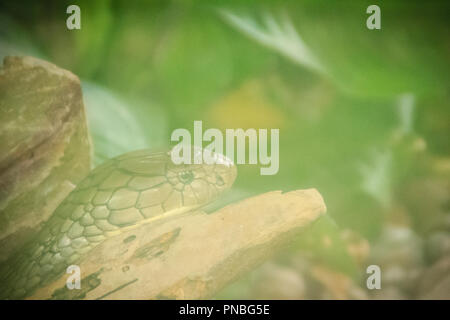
top-left (216, 174), bottom-right (225, 186)
top-left (178, 170), bottom-right (194, 184)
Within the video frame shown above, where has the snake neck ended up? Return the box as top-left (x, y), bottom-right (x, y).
top-left (0, 204), bottom-right (201, 299)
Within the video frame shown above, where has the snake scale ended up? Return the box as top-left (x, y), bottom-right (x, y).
top-left (0, 147), bottom-right (236, 299)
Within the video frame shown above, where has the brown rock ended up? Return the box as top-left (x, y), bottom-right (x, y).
top-left (31, 189), bottom-right (326, 299)
top-left (0, 56), bottom-right (91, 262)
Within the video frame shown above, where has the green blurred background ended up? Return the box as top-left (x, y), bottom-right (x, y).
top-left (1, 0), bottom-right (449, 299)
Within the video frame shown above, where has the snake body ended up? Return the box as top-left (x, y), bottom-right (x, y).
top-left (0, 148), bottom-right (236, 299)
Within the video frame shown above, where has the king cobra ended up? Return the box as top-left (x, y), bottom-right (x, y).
top-left (0, 147), bottom-right (237, 299)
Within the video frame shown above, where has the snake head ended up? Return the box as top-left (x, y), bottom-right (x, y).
top-left (166, 146), bottom-right (237, 208)
top-left (76, 147), bottom-right (237, 218)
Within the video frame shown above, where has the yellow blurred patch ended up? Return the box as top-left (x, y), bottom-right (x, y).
top-left (207, 80), bottom-right (286, 129)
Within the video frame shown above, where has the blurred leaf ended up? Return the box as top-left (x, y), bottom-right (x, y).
top-left (82, 82), bottom-right (167, 165)
top-left (219, 9), bottom-right (325, 74)
top-left (358, 149), bottom-right (393, 208)
top-left (291, 0), bottom-right (450, 98)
